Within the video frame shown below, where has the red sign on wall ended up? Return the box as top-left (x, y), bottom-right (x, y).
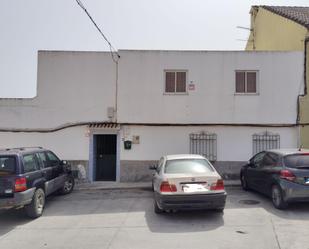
top-left (188, 83), bottom-right (195, 91)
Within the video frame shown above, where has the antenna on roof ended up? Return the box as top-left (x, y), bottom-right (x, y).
top-left (236, 26), bottom-right (253, 31)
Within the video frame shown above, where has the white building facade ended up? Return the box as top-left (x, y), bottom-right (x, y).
top-left (0, 50), bottom-right (304, 181)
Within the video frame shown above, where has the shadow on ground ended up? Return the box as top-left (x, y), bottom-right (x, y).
top-left (1, 186), bottom-right (309, 238)
top-left (0, 209), bottom-right (31, 237)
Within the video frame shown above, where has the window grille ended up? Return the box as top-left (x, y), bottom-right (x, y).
top-left (189, 132), bottom-right (217, 161)
top-left (252, 131), bottom-right (280, 155)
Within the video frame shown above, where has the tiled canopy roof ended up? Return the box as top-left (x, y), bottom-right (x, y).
top-left (261, 6), bottom-right (309, 29)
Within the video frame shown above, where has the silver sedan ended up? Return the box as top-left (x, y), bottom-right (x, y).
top-left (150, 154), bottom-right (227, 213)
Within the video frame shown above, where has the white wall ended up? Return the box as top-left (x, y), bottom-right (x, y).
top-left (0, 51), bottom-right (116, 129)
top-left (120, 125), bottom-right (299, 161)
top-left (118, 50), bottom-right (304, 124)
top-left (0, 126), bottom-right (89, 160)
top-left (0, 124), bottom-right (298, 162)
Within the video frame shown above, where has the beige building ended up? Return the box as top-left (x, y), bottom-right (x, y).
top-left (245, 6), bottom-right (309, 147)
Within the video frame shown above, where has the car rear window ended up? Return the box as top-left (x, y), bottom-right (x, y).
top-left (0, 156), bottom-right (16, 174)
top-left (164, 159), bottom-right (214, 174)
top-left (284, 154), bottom-right (309, 168)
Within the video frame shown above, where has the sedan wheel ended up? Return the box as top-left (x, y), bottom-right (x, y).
top-left (271, 185), bottom-right (287, 209)
top-left (154, 200), bottom-right (164, 214)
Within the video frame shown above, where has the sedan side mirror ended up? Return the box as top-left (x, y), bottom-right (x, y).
top-left (149, 164), bottom-right (157, 170)
top-left (248, 162), bottom-right (256, 168)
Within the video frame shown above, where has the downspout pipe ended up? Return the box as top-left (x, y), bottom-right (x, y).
top-left (296, 37), bottom-right (309, 124)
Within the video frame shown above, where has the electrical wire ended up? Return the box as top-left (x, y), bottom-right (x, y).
top-left (75, 0), bottom-right (120, 63)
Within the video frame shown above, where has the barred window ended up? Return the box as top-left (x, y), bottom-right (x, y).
top-left (189, 132), bottom-right (217, 161)
top-left (252, 131), bottom-right (280, 155)
top-left (165, 71), bottom-right (187, 93)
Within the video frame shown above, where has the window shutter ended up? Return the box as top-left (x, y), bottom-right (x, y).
top-left (235, 72), bottom-right (245, 93)
top-left (247, 72), bottom-right (257, 93)
top-left (165, 72), bottom-right (175, 92)
top-left (176, 72), bottom-right (186, 92)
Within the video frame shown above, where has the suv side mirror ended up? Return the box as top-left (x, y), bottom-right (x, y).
top-left (61, 160), bottom-right (68, 166)
top-left (149, 164), bottom-right (157, 170)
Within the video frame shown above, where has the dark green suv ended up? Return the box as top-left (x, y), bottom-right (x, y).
top-left (0, 147), bottom-right (74, 218)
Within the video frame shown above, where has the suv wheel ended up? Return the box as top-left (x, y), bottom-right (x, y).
top-left (59, 176), bottom-right (75, 195)
top-left (271, 185), bottom-right (288, 209)
top-left (25, 188), bottom-right (45, 218)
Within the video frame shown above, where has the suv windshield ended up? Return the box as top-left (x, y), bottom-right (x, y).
top-left (0, 156), bottom-right (16, 174)
top-left (284, 154), bottom-right (309, 168)
top-left (164, 159), bottom-right (214, 174)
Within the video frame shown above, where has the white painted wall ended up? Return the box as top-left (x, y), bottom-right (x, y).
top-left (118, 50), bottom-right (304, 124)
top-left (0, 124), bottom-right (298, 163)
top-left (0, 126), bottom-right (89, 160)
top-left (120, 125), bottom-right (299, 161)
top-left (0, 51), bottom-right (116, 129)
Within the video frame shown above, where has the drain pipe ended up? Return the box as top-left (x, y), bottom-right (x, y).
top-left (296, 37), bottom-right (309, 147)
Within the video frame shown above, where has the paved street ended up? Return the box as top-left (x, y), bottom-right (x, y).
top-left (1, 187), bottom-right (309, 249)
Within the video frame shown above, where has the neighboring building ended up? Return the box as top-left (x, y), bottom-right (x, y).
top-left (0, 50), bottom-right (304, 182)
top-left (245, 6), bottom-right (309, 147)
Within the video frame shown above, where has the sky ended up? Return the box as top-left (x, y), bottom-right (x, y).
top-left (1, 0), bottom-right (308, 98)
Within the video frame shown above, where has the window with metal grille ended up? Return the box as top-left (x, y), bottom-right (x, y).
top-left (252, 131), bottom-right (280, 155)
top-left (189, 132), bottom-right (217, 161)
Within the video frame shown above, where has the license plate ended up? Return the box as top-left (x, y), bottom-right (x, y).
top-left (182, 183), bottom-right (208, 193)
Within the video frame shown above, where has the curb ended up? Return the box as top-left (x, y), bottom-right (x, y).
top-left (75, 180), bottom-right (241, 191)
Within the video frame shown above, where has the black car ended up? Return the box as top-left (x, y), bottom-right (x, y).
top-left (0, 147), bottom-right (74, 218)
top-left (240, 149), bottom-right (309, 209)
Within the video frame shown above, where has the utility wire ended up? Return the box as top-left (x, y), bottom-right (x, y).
top-left (75, 0), bottom-right (120, 63)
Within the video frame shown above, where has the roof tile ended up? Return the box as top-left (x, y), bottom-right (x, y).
top-left (261, 6), bottom-right (309, 29)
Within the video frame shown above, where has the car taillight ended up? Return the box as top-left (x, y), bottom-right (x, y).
top-left (160, 181), bottom-right (177, 192)
top-left (280, 170), bottom-right (296, 182)
top-left (210, 179), bottom-right (225, 191)
top-left (14, 177), bottom-right (27, 192)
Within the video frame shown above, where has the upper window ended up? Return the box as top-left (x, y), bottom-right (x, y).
top-left (235, 71), bottom-right (258, 94)
top-left (165, 71), bottom-right (187, 93)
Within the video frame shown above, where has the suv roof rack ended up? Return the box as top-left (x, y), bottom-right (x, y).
top-left (4, 147), bottom-right (44, 151)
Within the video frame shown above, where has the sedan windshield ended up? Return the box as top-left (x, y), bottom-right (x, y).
top-left (284, 154), bottom-right (309, 168)
top-left (0, 156), bottom-right (16, 174)
top-left (164, 159), bottom-right (214, 174)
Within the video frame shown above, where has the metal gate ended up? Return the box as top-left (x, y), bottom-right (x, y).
top-left (189, 132), bottom-right (217, 161)
top-left (252, 131), bottom-right (280, 155)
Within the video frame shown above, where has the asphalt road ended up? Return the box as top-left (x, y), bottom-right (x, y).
top-left (1, 187), bottom-right (309, 249)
